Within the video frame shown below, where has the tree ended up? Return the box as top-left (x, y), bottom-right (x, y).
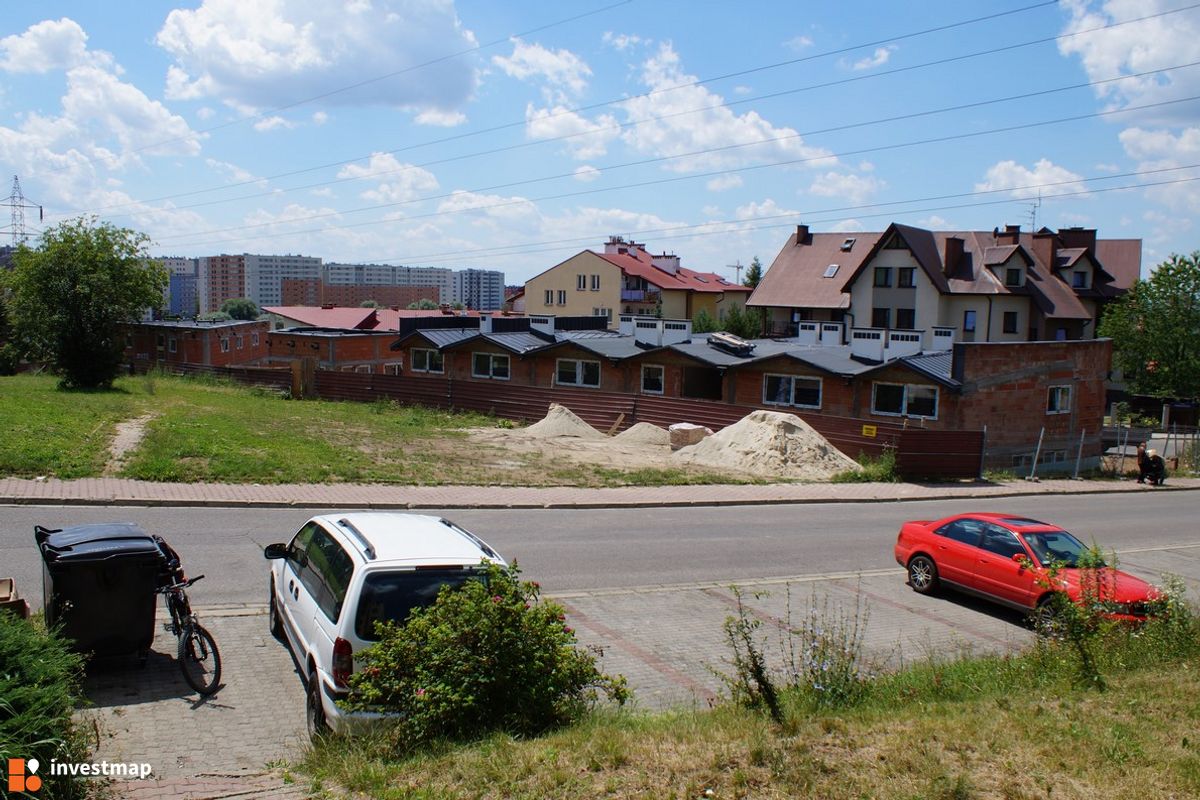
top-left (1098, 251), bottom-right (1200, 401)
top-left (720, 304), bottom-right (768, 339)
top-left (5, 218), bottom-right (165, 389)
top-left (407, 298), bottom-right (439, 310)
top-left (197, 311), bottom-right (233, 322)
top-left (219, 297), bottom-right (260, 320)
top-left (359, 299), bottom-right (380, 308)
top-left (744, 256), bottom-right (764, 288)
top-left (692, 308), bottom-right (719, 333)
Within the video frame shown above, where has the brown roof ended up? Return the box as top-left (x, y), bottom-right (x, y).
top-left (751, 223), bottom-right (1139, 321)
top-left (595, 250), bottom-right (751, 294)
top-left (747, 230), bottom-right (881, 309)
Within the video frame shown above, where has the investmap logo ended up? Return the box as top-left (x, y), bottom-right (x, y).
top-left (7, 758), bottom-right (43, 793)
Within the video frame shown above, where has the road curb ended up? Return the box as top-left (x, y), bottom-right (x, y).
top-left (1, 481), bottom-right (1197, 509)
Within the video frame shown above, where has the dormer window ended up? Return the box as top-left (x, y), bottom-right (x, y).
top-left (840, 238), bottom-right (856, 252)
top-left (1005, 268), bottom-right (1022, 287)
top-left (1072, 270), bottom-right (1088, 288)
top-left (823, 264), bottom-right (840, 278)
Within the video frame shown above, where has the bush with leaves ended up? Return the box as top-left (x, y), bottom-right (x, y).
top-left (344, 563), bottom-right (627, 750)
top-left (0, 613), bottom-right (92, 800)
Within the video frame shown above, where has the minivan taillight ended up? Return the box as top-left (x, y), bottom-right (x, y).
top-left (332, 637), bottom-right (353, 688)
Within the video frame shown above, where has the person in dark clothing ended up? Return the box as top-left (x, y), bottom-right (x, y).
top-left (1146, 448), bottom-right (1167, 486)
top-left (1136, 442), bottom-right (1151, 483)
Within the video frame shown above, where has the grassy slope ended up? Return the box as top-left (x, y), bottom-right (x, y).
top-left (302, 652), bottom-right (1200, 799)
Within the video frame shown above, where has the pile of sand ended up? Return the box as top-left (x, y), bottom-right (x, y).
top-left (672, 409), bottom-right (860, 480)
top-left (614, 422), bottom-right (671, 447)
top-left (521, 403), bottom-right (606, 440)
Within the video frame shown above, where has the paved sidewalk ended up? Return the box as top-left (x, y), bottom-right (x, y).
top-left (3, 474), bottom-right (1198, 508)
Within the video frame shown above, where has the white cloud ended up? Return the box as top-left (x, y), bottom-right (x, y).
top-left (619, 43), bottom-right (835, 173)
top-left (336, 153), bottom-right (439, 204)
top-left (975, 159), bottom-right (1088, 199)
top-left (0, 18), bottom-right (95, 73)
top-left (525, 104), bottom-right (619, 160)
top-left (602, 32), bottom-right (644, 51)
top-left (253, 115), bottom-right (294, 132)
top-left (311, 110), bottom-right (328, 125)
top-left (156, 0), bottom-right (479, 113)
top-left (734, 198), bottom-right (801, 221)
top-left (414, 108), bottom-right (467, 127)
top-left (1058, 0), bottom-right (1200, 125)
top-left (573, 165), bottom-right (601, 182)
top-left (850, 46), bottom-right (895, 71)
top-left (493, 39), bottom-right (591, 103)
top-left (706, 174), bottom-right (743, 192)
top-left (1119, 126), bottom-right (1200, 210)
top-left (205, 157), bottom-right (258, 184)
top-left (785, 35), bottom-right (813, 51)
top-left (196, 106), bottom-right (215, 120)
top-left (733, 85), bottom-right (753, 95)
top-left (437, 189), bottom-right (539, 223)
top-left (808, 171), bottom-right (885, 205)
top-left (917, 215), bottom-right (951, 228)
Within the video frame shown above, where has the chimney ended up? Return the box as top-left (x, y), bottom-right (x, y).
top-left (529, 314), bottom-right (555, 337)
top-left (1057, 227), bottom-right (1097, 253)
top-left (651, 252), bottom-right (680, 275)
top-left (479, 313), bottom-right (492, 334)
top-left (943, 236), bottom-right (964, 278)
top-left (1031, 229), bottom-right (1058, 272)
top-left (795, 224), bottom-right (810, 245)
top-left (994, 224), bottom-right (1021, 246)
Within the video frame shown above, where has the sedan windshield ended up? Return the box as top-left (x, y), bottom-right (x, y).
top-left (1020, 530), bottom-right (1092, 568)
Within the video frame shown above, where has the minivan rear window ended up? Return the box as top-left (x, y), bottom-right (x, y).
top-left (354, 568), bottom-right (482, 641)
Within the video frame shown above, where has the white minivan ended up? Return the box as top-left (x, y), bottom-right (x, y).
top-left (263, 512), bottom-right (505, 737)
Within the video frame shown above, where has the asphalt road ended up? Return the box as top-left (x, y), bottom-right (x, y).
top-left (4, 492), bottom-right (1198, 610)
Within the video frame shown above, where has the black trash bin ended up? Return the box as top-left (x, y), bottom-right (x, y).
top-left (36, 522), bottom-right (174, 658)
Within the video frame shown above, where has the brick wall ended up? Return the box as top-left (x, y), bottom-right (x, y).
top-left (124, 321), bottom-right (270, 368)
top-left (265, 330), bottom-right (400, 372)
top-left (954, 339), bottom-right (1111, 470)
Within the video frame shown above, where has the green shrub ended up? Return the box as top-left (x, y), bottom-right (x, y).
top-left (344, 563), bottom-right (627, 752)
top-left (0, 613), bottom-right (92, 799)
top-left (831, 449), bottom-right (898, 483)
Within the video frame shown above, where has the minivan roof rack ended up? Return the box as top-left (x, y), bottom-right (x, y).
top-left (439, 518), bottom-right (498, 559)
top-left (337, 517), bottom-right (376, 560)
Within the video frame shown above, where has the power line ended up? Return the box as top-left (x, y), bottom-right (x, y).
top-left (152, 93), bottom-right (1200, 249)
top-left (38, 0), bottom-right (635, 174)
top-left (61, 0), bottom-right (1078, 217)
top-left (125, 59), bottom-right (1200, 229)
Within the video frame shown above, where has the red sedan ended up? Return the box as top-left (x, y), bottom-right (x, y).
top-left (894, 512), bottom-right (1158, 621)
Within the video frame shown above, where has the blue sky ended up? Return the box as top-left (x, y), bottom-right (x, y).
top-left (2, 0), bottom-right (1198, 284)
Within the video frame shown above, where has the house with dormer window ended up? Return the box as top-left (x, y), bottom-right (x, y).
top-left (748, 223), bottom-right (1139, 346)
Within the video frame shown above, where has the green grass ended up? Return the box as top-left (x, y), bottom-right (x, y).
top-left (830, 449), bottom-right (899, 483)
top-left (0, 373), bottom-right (750, 486)
top-left (0, 373), bottom-right (141, 478)
top-left (300, 615), bottom-right (1200, 799)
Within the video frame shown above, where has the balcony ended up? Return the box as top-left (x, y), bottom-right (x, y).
top-left (621, 289), bottom-right (661, 303)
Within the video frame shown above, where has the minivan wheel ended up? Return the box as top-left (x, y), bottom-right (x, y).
top-left (908, 555), bottom-right (939, 595)
top-left (306, 669), bottom-right (328, 740)
top-left (268, 579), bottom-right (283, 641)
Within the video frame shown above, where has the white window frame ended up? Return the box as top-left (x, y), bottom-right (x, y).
top-left (220, 338), bottom-right (230, 353)
top-left (544, 289), bottom-right (553, 306)
top-left (236, 335), bottom-right (244, 350)
top-left (590, 274), bottom-right (600, 291)
top-left (168, 337), bottom-right (177, 354)
top-left (411, 348), bottom-right (444, 374)
top-left (1047, 385), bottom-right (1071, 415)
top-left (354, 364), bottom-right (372, 374)
top-left (383, 361), bottom-right (403, 375)
top-left (871, 381), bottom-right (939, 420)
top-left (556, 290), bottom-right (567, 305)
top-left (577, 274), bottom-right (587, 290)
top-left (762, 373), bottom-right (822, 409)
top-left (472, 352), bottom-right (510, 380)
top-left (251, 332), bottom-right (260, 346)
top-left (555, 358), bottom-right (601, 388)
top-left (641, 364), bottom-right (665, 395)
top-left (897, 267), bottom-right (916, 288)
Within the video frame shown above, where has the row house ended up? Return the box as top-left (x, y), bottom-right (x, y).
top-left (387, 313), bottom-right (1109, 468)
top-left (524, 237), bottom-right (751, 328)
top-left (748, 222), bottom-right (1140, 346)
top-left (122, 320), bottom-right (270, 368)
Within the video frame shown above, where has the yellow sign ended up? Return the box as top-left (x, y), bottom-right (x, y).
top-left (861, 425), bottom-right (878, 438)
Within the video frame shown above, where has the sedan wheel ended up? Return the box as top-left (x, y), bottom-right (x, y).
top-left (908, 555), bottom-right (939, 595)
top-left (306, 669), bottom-right (328, 740)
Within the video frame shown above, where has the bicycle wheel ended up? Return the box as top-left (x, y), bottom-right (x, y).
top-left (178, 623), bottom-right (222, 695)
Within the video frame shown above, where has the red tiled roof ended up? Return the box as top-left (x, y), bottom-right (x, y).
top-left (747, 230), bottom-right (882, 309)
top-left (595, 250), bottom-right (751, 294)
top-left (263, 306), bottom-right (480, 331)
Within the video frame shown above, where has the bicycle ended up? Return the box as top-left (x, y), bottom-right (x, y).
top-left (157, 574), bottom-right (222, 695)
